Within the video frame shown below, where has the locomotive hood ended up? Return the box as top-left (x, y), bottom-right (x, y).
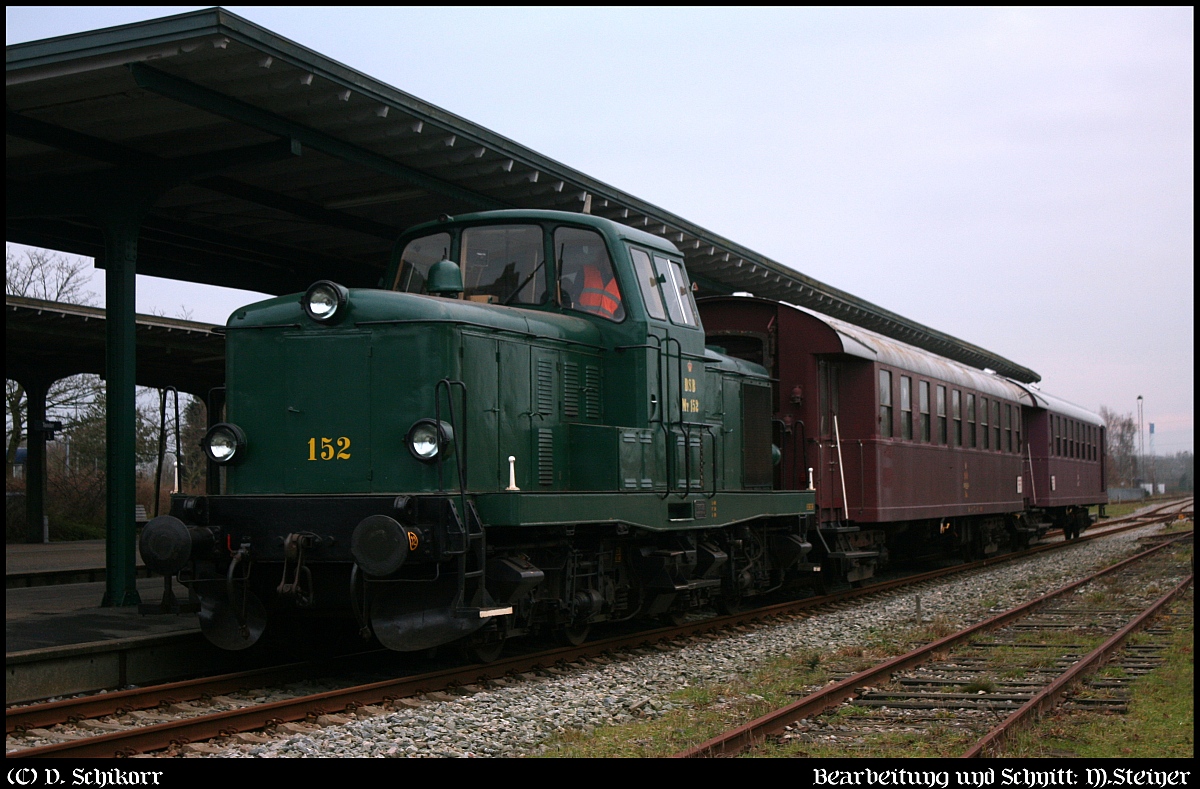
top-left (227, 287), bottom-right (607, 348)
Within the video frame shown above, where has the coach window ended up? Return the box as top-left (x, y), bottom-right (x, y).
top-left (628, 247), bottom-right (666, 320)
top-left (1005, 404), bottom-right (1013, 452)
top-left (981, 398), bottom-right (990, 449)
top-left (900, 376), bottom-right (912, 440)
top-left (967, 394), bottom-right (976, 448)
top-left (1055, 417), bottom-right (1061, 456)
top-left (919, 381), bottom-right (931, 442)
top-left (879, 370), bottom-right (893, 438)
top-left (1015, 409), bottom-right (1022, 453)
top-left (993, 401), bottom-right (1001, 452)
top-left (952, 390), bottom-right (962, 446)
top-left (937, 385), bottom-right (947, 445)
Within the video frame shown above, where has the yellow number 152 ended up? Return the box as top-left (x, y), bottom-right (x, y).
top-left (308, 437), bottom-right (351, 461)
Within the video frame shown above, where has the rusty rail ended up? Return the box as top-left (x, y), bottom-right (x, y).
top-left (962, 572), bottom-right (1193, 757)
top-left (675, 533), bottom-right (1191, 758)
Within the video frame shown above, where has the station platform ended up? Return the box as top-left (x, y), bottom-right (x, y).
top-left (6, 539), bottom-right (199, 656)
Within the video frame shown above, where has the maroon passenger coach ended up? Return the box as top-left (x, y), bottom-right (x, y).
top-left (698, 296), bottom-right (1106, 583)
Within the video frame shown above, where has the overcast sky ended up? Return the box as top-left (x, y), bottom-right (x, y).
top-left (6, 7), bottom-right (1194, 454)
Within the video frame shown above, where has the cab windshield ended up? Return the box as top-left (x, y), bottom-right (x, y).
top-left (393, 225), bottom-right (547, 306)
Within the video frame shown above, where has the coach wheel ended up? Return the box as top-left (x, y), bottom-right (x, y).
top-left (463, 631), bottom-right (506, 664)
top-left (557, 622), bottom-right (590, 647)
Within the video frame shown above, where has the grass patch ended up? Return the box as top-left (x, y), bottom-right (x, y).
top-left (535, 646), bottom-right (835, 757)
top-left (1004, 598), bottom-right (1194, 758)
top-left (1160, 518), bottom-right (1193, 535)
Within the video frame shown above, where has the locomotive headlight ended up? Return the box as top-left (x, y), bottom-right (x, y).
top-left (406, 419), bottom-right (454, 462)
top-left (302, 280), bottom-right (349, 323)
top-left (202, 423), bottom-right (247, 464)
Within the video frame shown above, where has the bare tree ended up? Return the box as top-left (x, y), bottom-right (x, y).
top-left (1099, 406), bottom-right (1137, 487)
top-left (5, 245), bottom-right (101, 478)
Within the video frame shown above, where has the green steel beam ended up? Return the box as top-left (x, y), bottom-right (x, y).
top-left (194, 175), bottom-right (398, 240)
top-left (6, 110), bottom-right (300, 183)
top-left (129, 63), bottom-right (507, 213)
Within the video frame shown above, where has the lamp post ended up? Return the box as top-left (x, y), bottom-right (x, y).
top-left (1136, 395), bottom-right (1144, 488)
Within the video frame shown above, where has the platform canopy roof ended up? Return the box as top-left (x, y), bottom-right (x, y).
top-left (6, 7), bottom-right (1039, 383)
top-left (6, 295), bottom-right (224, 396)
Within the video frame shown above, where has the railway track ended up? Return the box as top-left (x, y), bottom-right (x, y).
top-left (675, 531), bottom-right (1192, 758)
top-left (7, 502), bottom-right (1189, 757)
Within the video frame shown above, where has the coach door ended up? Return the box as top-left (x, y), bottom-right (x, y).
top-left (818, 360), bottom-right (844, 520)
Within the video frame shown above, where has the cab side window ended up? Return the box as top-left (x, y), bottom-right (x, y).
top-left (556, 227), bottom-right (624, 321)
top-left (629, 247), bottom-right (667, 320)
top-left (654, 254), bottom-right (698, 327)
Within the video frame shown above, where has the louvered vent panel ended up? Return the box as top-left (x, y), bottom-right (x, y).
top-left (536, 357), bottom-right (554, 415)
top-left (584, 365), bottom-right (601, 420)
top-left (537, 428), bottom-right (554, 486)
top-left (563, 361), bottom-right (580, 418)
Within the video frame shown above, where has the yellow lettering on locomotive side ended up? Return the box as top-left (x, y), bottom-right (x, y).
top-left (407, 530), bottom-right (419, 551)
top-left (307, 437), bottom-right (352, 460)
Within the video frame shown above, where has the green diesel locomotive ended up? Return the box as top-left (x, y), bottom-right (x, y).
top-left (141, 210), bottom-right (816, 657)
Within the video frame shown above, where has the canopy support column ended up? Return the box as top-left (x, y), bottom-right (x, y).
top-left (23, 379), bottom-right (49, 544)
top-left (99, 207), bottom-right (145, 607)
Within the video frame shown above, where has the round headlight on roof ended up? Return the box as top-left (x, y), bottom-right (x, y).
top-left (202, 423), bottom-right (247, 464)
top-left (303, 280), bottom-right (349, 323)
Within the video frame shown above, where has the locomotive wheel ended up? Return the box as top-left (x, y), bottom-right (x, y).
top-left (198, 591), bottom-right (267, 651)
top-left (715, 595), bottom-right (744, 615)
top-left (557, 622), bottom-right (590, 647)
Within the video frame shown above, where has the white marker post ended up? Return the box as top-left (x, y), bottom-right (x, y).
top-left (506, 455), bottom-right (520, 491)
